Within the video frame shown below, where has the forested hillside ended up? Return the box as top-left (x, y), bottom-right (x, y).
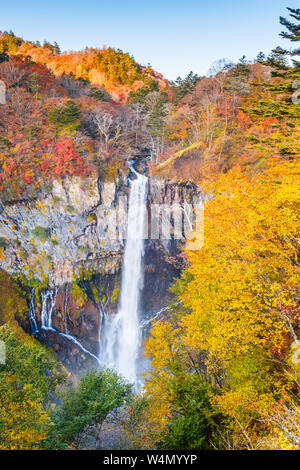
top-left (143, 7), bottom-right (300, 450)
top-left (0, 7), bottom-right (299, 450)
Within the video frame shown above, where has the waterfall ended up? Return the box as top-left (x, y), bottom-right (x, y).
top-left (100, 171), bottom-right (148, 384)
top-left (28, 288), bottom-right (39, 335)
top-left (57, 330), bottom-right (100, 364)
top-left (41, 288), bottom-right (58, 330)
top-left (40, 286), bottom-right (100, 364)
top-left (64, 283), bottom-right (69, 334)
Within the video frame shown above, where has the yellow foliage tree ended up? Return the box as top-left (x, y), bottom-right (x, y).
top-left (0, 376), bottom-right (49, 450)
top-left (145, 157), bottom-right (300, 448)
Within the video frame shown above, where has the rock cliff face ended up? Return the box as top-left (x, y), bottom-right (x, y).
top-left (0, 172), bottom-right (203, 372)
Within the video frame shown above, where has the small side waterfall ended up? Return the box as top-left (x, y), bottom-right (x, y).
top-left (28, 288), bottom-right (39, 335)
top-left (40, 286), bottom-right (100, 364)
top-left (41, 288), bottom-right (58, 330)
top-left (64, 283), bottom-right (69, 334)
top-left (100, 171), bottom-right (148, 384)
top-left (57, 330), bottom-right (100, 364)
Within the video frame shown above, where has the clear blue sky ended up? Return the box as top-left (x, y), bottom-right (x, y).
top-left (0, 0), bottom-right (298, 80)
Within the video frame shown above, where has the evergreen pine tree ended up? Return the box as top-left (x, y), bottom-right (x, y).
top-left (246, 7), bottom-right (300, 157)
top-left (53, 41), bottom-right (61, 55)
top-left (267, 7), bottom-right (300, 77)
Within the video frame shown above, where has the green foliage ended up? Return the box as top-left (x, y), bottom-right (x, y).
top-left (0, 51), bottom-right (8, 63)
top-left (107, 393), bottom-right (153, 449)
top-left (225, 56), bottom-right (251, 95)
top-left (267, 8), bottom-right (300, 74)
top-left (0, 326), bottom-right (65, 449)
top-left (66, 204), bottom-right (75, 213)
top-left (24, 124), bottom-right (39, 140)
top-left (279, 8), bottom-right (300, 67)
top-left (48, 369), bottom-right (132, 449)
top-left (163, 414), bottom-right (207, 450)
top-left (0, 326), bottom-right (63, 399)
top-left (247, 7), bottom-right (300, 157)
top-left (15, 272), bottom-right (48, 292)
top-left (111, 283), bottom-right (120, 305)
top-left (0, 270), bottom-right (28, 329)
top-left (31, 225), bottom-right (50, 242)
top-left (53, 42), bottom-right (61, 55)
top-left (70, 282), bottom-right (87, 307)
top-left (160, 374), bottom-right (220, 450)
top-left (27, 72), bottom-right (41, 95)
top-left (171, 71), bottom-right (201, 104)
top-left (48, 100), bottom-right (81, 132)
top-left (42, 40), bottom-right (60, 55)
top-left (88, 87), bottom-right (109, 101)
top-left (147, 97), bottom-right (169, 138)
top-left (128, 80), bottom-right (159, 104)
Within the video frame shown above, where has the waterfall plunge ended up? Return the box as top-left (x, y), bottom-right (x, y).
top-left (100, 172), bottom-right (148, 384)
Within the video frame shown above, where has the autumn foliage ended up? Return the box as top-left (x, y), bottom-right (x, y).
top-left (144, 8), bottom-right (300, 450)
top-left (0, 6), bottom-right (299, 450)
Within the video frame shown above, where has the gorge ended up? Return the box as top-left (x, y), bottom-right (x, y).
top-left (0, 158), bottom-right (202, 379)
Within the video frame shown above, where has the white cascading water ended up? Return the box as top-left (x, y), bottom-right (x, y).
top-left (41, 288), bottom-right (58, 330)
top-left (39, 286), bottom-right (100, 363)
top-left (28, 288), bottom-right (39, 335)
top-left (64, 283), bottom-right (69, 334)
top-left (100, 171), bottom-right (148, 384)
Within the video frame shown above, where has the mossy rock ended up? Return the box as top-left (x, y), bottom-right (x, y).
top-left (31, 226), bottom-right (50, 242)
top-left (0, 270), bottom-right (29, 341)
